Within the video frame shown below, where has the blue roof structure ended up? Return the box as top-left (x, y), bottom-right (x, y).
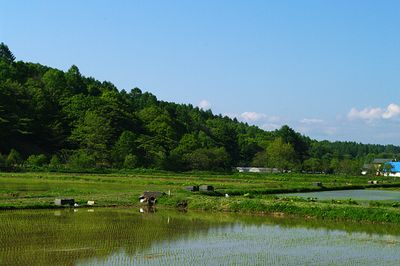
top-left (384, 162), bottom-right (400, 173)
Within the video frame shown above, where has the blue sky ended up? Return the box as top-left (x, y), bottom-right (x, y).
top-left (1, 0), bottom-right (400, 144)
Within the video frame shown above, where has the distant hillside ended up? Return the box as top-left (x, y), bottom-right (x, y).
top-left (0, 43), bottom-right (399, 173)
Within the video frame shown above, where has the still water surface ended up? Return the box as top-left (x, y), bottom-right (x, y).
top-left (281, 189), bottom-right (400, 201)
top-left (0, 208), bottom-right (399, 265)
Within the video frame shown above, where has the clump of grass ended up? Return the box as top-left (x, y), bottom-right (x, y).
top-left (227, 199), bottom-right (400, 223)
top-left (243, 193), bottom-right (253, 198)
top-left (346, 199), bottom-right (359, 205)
top-left (369, 201), bottom-right (400, 209)
top-left (157, 195), bottom-right (187, 208)
top-left (369, 201), bottom-right (383, 207)
top-left (392, 202), bottom-right (400, 208)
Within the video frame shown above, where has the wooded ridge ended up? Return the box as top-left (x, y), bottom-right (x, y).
top-left (1, 43), bottom-right (399, 173)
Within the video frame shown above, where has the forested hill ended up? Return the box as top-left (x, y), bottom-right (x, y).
top-left (0, 43), bottom-right (399, 173)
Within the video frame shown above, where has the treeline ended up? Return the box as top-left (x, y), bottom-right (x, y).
top-left (0, 43), bottom-right (399, 174)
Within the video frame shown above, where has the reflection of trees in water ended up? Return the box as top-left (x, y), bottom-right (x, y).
top-left (234, 213), bottom-right (400, 237)
top-left (0, 209), bottom-right (230, 266)
top-left (1, 208), bottom-right (400, 265)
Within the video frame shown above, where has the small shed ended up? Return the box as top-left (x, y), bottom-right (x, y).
top-left (199, 185), bottom-right (214, 191)
top-left (185, 186), bottom-right (199, 192)
top-left (313, 182), bottom-right (323, 187)
top-left (54, 198), bottom-right (75, 206)
top-left (372, 158), bottom-right (392, 175)
top-left (236, 167), bottom-right (279, 173)
top-left (139, 191), bottom-right (165, 206)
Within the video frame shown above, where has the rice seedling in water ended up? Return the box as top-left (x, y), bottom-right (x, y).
top-left (1, 208), bottom-right (400, 265)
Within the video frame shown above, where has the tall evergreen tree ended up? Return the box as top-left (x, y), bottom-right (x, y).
top-left (0, 42), bottom-right (15, 63)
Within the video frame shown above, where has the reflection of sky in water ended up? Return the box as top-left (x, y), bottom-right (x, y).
top-left (78, 223), bottom-right (400, 266)
top-left (2, 208), bottom-right (400, 266)
top-left (281, 189), bottom-right (400, 201)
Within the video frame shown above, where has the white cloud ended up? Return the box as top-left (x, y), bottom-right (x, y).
top-left (224, 111), bottom-right (283, 130)
top-left (347, 107), bottom-right (383, 121)
top-left (198, 100), bottom-right (211, 110)
top-left (222, 113), bottom-right (237, 119)
top-left (240, 112), bottom-right (267, 121)
top-left (382, 103), bottom-right (400, 119)
top-left (261, 123), bottom-right (281, 131)
top-left (347, 103), bottom-right (400, 121)
top-left (300, 118), bottom-right (324, 124)
top-left (240, 112), bottom-right (280, 122)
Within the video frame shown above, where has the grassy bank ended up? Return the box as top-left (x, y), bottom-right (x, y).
top-left (1, 171), bottom-right (399, 223)
top-left (159, 196), bottom-right (400, 223)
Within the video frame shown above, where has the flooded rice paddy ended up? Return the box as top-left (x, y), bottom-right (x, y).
top-left (281, 189), bottom-right (400, 202)
top-left (1, 208), bottom-right (400, 265)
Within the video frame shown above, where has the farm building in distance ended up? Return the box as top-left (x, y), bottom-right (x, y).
top-left (383, 162), bottom-right (400, 177)
top-left (362, 158), bottom-right (394, 176)
top-left (372, 158), bottom-right (392, 169)
top-left (236, 167), bottom-right (280, 173)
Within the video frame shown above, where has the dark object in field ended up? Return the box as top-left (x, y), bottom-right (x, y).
top-left (139, 191), bottom-right (165, 206)
top-left (313, 182), bottom-right (323, 187)
top-left (54, 198), bottom-right (75, 206)
top-left (199, 185), bottom-right (214, 191)
top-left (200, 190), bottom-right (223, 196)
top-left (177, 200), bottom-right (188, 210)
top-left (139, 206), bottom-right (156, 213)
top-left (185, 186), bottom-right (199, 192)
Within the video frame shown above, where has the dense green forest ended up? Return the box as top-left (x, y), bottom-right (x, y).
top-left (0, 43), bottom-right (399, 173)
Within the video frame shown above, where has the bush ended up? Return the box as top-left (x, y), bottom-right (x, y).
top-left (0, 153), bottom-right (6, 168)
top-left (49, 155), bottom-right (61, 169)
top-left (68, 150), bottom-right (95, 168)
top-left (123, 154), bottom-right (138, 169)
top-left (6, 149), bottom-right (22, 167)
top-left (25, 154), bottom-right (48, 167)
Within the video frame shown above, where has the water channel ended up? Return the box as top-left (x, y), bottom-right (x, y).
top-left (280, 189), bottom-right (400, 202)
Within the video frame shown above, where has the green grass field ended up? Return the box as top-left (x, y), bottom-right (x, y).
top-left (1, 171), bottom-right (400, 222)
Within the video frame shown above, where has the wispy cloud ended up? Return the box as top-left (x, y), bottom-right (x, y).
top-left (240, 112), bottom-right (280, 123)
top-left (322, 126), bottom-right (338, 135)
top-left (222, 113), bottom-right (237, 119)
top-left (347, 103), bottom-right (400, 121)
top-left (300, 118), bottom-right (324, 124)
top-left (222, 106), bottom-right (400, 144)
top-left (297, 117), bottom-right (337, 137)
top-left (225, 111), bottom-right (283, 130)
top-left (261, 123), bottom-right (281, 131)
top-left (347, 107), bottom-right (383, 121)
top-left (198, 99), bottom-right (211, 110)
top-left (240, 112), bottom-right (267, 121)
